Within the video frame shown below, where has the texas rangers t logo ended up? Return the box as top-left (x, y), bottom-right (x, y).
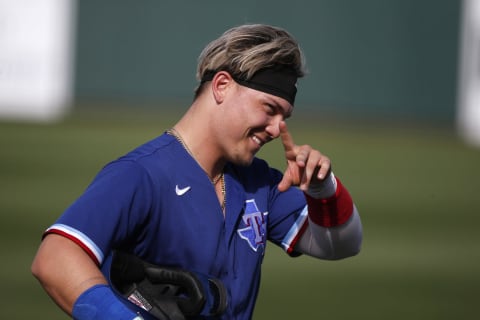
top-left (237, 199), bottom-right (267, 252)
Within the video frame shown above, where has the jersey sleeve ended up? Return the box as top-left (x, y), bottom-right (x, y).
top-left (44, 160), bottom-right (155, 266)
top-left (265, 167), bottom-right (308, 256)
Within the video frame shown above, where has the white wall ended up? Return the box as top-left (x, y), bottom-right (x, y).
top-left (0, 0), bottom-right (76, 122)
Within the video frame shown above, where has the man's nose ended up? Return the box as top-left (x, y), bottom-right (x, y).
top-left (265, 116), bottom-right (282, 139)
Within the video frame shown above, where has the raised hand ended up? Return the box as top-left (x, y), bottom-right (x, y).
top-left (277, 121), bottom-right (331, 192)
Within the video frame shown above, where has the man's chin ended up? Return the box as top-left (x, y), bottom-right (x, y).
top-left (231, 155), bottom-right (255, 167)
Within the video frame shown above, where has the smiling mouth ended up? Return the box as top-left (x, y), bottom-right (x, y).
top-left (252, 135), bottom-right (263, 146)
top-left (252, 134), bottom-right (273, 148)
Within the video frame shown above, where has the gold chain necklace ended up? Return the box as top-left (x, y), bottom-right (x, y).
top-left (167, 128), bottom-right (226, 212)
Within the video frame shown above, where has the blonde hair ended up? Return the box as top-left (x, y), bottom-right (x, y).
top-left (194, 24), bottom-right (306, 97)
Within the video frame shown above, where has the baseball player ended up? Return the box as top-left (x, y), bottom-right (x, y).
top-left (32, 24), bottom-right (363, 320)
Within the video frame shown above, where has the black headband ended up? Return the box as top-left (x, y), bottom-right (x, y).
top-left (201, 65), bottom-right (298, 105)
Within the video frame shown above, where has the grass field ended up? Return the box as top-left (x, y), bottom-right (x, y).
top-left (1, 106), bottom-right (479, 319)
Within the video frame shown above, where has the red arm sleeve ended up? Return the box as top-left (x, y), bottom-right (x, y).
top-left (304, 177), bottom-right (354, 228)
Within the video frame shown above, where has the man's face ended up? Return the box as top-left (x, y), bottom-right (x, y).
top-left (220, 83), bottom-right (293, 166)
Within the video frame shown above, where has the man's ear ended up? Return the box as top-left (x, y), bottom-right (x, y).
top-left (211, 71), bottom-right (234, 104)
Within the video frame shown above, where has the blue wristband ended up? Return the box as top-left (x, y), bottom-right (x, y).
top-left (72, 284), bottom-right (141, 320)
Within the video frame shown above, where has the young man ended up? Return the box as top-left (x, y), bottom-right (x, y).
top-left (32, 24), bottom-right (362, 320)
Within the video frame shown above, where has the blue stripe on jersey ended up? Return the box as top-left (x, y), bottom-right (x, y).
top-left (281, 205), bottom-right (308, 252)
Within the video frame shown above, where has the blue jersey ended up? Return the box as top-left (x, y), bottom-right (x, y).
top-left (46, 133), bottom-right (308, 319)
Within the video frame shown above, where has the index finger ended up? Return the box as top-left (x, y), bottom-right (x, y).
top-left (279, 121), bottom-right (296, 153)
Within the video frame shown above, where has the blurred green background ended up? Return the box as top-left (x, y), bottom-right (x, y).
top-left (2, 0), bottom-right (480, 319)
top-left (74, 0), bottom-right (459, 121)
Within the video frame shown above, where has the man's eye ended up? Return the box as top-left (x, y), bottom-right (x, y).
top-left (265, 104), bottom-right (275, 114)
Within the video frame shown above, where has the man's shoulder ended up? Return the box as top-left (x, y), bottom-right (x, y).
top-left (98, 133), bottom-right (179, 176)
top-left (114, 133), bottom-right (178, 164)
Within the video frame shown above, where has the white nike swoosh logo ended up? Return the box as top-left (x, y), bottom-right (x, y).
top-left (175, 185), bottom-right (191, 196)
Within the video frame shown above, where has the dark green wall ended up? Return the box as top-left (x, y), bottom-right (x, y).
top-left (75, 0), bottom-right (461, 121)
